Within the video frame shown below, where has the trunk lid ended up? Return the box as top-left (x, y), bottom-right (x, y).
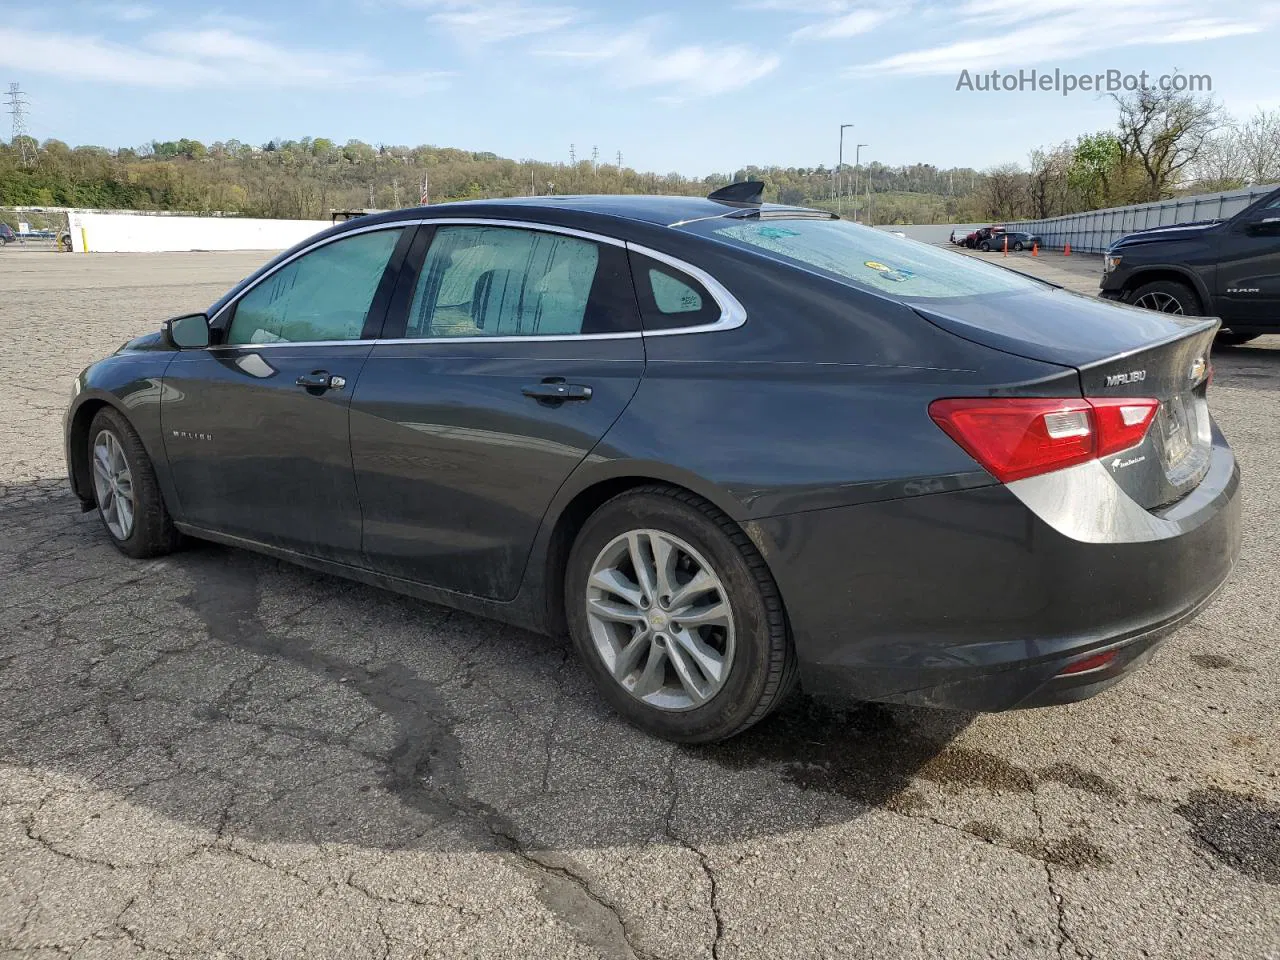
top-left (912, 288), bottom-right (1218, 509)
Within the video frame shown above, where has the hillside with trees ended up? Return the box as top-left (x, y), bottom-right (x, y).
top-left (2, 86), bottom-right (1275, 228)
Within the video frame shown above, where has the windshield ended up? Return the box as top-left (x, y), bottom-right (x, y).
top-left (680, 217), bottom-right (1044, 300)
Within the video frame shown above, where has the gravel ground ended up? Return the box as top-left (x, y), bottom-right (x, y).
top-left (1, 249), bottom-right (1278, 960)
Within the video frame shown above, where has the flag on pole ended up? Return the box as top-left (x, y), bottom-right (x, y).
top-left (419, 175), bottom-right (429, 205)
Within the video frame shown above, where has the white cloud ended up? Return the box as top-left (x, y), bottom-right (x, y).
top-left (742, 0), bottom-right (898, 41)
top-left (397, 0), bottom-right (579, 42)
top-left (99, 3), bottom-right (156, 21)
top-left (0, 26), bottom-right (451, 91)
top-left (539, 22), bottom-right (780, 98)
top-left (739, 0), bottom-right (850, 11)
top-left (850, 0), bottom-right (1267, 76)
top-left (791, 9), bottom-right (893, 41)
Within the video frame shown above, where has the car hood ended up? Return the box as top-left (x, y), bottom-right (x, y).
top-left (910, 284), bottom-right (1207, 368)
top-left (1110, 220), bottom-right (1221, 250)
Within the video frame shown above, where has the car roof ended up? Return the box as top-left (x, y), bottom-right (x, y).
top-left (368, 194), bottom-right (826, 229)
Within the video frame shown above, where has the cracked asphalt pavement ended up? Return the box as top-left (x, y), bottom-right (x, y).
top-left (1, 249), bottom-right (1278, 959)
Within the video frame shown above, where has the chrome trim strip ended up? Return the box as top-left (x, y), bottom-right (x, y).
top-left (374, 332), bottom-right (641, 345)
top-left (209, 340), bottom-right (373, 351)
top-left (207, 216), bottom-right (746, 346)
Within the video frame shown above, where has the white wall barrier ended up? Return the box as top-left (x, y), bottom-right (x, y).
top-left (66, 212), bottom-right (330, 253)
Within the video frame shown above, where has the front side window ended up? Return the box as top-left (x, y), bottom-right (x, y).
top-left (408, 226), bottom-right (623, 339)
top-left (681, 217), bottom-right (1043, 301)
top-left (225, 228), bottom-right (403, 345)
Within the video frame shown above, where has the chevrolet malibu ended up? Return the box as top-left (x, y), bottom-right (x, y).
top-left (65, 183), bottom-right (1241, 743)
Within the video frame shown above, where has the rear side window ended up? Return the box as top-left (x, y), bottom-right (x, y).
top-left (683, 218), bottom-right (1042, 300)
top-left (629, 252), bottom-right (722, 330)
top-left (405, 225), bottom-right (638, 338)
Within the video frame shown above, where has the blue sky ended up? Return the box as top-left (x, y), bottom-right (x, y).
top-left (2, 0), bottom-right (1278, 175)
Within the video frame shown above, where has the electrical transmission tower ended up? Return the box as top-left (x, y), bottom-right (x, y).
top-left (616, 150), bottom-right (623, 169)
top-left (6, 83), bottom-right (31, 165)
top-left (591, 145), bottom-right (599, 171)
top-left (569, 143), bottom-right (576, 165)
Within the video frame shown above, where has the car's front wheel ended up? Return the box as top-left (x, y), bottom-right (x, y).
top-left (979, 241), bottom-right (991, 252)
top-left (565, 486), bottom-right (797, 743)
top-left (1130, 279), bottom-right (1201, 316)
top-left (88, 407), bottom-right (181, 559)
top-left (1013, 241), bottom-right (1025, 252)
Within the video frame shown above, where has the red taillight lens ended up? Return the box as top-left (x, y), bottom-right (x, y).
top-left (929, 396), bottom-right (1159, 483)
top-left (1088, 398), bottom-right (1159, 458)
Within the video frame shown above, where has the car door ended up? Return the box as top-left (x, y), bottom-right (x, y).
top-left (163, 224), bottom-right (413, 562)
top-left (349, 220), bottom-right (645, 599)
top-left (1216, 193), bottom-right (1280, 325)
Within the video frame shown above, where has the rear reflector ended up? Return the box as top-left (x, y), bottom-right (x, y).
top-left (1056, 650), bottom-right (1118, 676)
top-left (929, 397), bottom-right (1159, 483)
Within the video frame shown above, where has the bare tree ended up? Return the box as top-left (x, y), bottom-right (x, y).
top-left (1236, 108), bottom-right (1280, 184)
top-left (1193, 129), bottom-right (1247, 190)
top-left (979, 164), bottom-right (1028, 221)
top-left (1112, 83), bottom-right (1225, 201)
top-left (1027, 145), bottom-right (1072, 218)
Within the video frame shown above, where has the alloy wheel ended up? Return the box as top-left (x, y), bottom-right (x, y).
top-left (584, 529), bottom-right (736, 712)
top-left (92, 429), bottom-right (135, 540)
top-left (1133, 291), bottom-right (1185, 314)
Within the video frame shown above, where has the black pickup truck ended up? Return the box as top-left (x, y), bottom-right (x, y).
top-left (1100, 186), bottom-right (1280, 344)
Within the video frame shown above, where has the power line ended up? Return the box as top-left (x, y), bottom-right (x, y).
top-left (6, 82), bottom-right (31, 165)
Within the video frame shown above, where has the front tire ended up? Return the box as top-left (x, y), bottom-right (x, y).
top-left (565, 486), bottom-right (797, 743)
top-left (1129, 279), bottom-right (1201, 316)
top-left (88, 408), bottom-right (181, 559)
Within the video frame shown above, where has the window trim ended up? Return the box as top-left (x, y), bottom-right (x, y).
top-left (208, 217), bottom-right (746, 348)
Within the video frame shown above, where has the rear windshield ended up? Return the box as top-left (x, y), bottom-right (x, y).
top-left (680, 218), bottom-right (1043, 300)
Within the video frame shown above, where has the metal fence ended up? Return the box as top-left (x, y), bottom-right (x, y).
top-left (1004, 184), bottom-right (1279, 254)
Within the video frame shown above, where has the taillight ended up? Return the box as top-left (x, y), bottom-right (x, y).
top-left (1087, 398), bottom-right (1161, 458)
top-left (929, 397), bottom-right (1159, 483)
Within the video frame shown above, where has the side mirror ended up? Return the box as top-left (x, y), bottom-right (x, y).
top-left (164, 313), bottom-right (210, 349)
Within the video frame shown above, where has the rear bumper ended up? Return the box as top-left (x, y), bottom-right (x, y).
top-left (750, 431), bottom-right (1241, 712)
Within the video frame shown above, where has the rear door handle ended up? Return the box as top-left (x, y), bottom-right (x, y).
top-left (522, 380), bottom-right (592, 403)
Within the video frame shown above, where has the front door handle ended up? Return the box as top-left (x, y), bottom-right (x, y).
top-left (296, 371), bottom-right (346, 391)
top-left (522, 380), bottom-right (593, 403)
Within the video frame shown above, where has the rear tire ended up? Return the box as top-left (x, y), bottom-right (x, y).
top-left (1215, 330), bottom-right (1261, 346)
top-left (565, 485), bottom-right (797, 743)
top-left (1013, 241), bottom-right (1025, 252)
top-left (88, 408), bottom-right (181, 559)
top-left (1129, 279), bottom-right (1202, 317)
top-left (979, 241), bottom-right (991, 252)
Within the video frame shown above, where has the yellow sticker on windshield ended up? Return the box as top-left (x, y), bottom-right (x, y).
top-left (864, 260), bottom-right (915, 282)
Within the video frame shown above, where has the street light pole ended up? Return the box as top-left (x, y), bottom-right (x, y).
top-left (853, 143), bottom-right (868, 222)
top-left (837, 123), bottom-right (853, 216)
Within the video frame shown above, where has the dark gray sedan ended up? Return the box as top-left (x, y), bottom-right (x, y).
top-left (65, 183), bottom-right (1240, 742)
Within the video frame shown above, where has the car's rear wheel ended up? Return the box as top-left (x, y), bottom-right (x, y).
top-left (88, 408), bottom-right (181, 559)
top-left (1215, 330), bottom-right (1261, 346)
top-left (1130, 279), bottom-right (1201, 316)
top-left (979, 241), bottom-right (991, 252)
top-left (1013, 241), bottom-right (1025, 252)
top-left (565, 486), bottom-right (797, 743)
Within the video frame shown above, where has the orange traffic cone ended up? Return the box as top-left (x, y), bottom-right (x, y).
top-left (1032, 242), bottom-right (1038, 257)
top-left (1003, 236), bottom-right (1008, 256)
top-left (1064, 242), bottom-right (1071, 256)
